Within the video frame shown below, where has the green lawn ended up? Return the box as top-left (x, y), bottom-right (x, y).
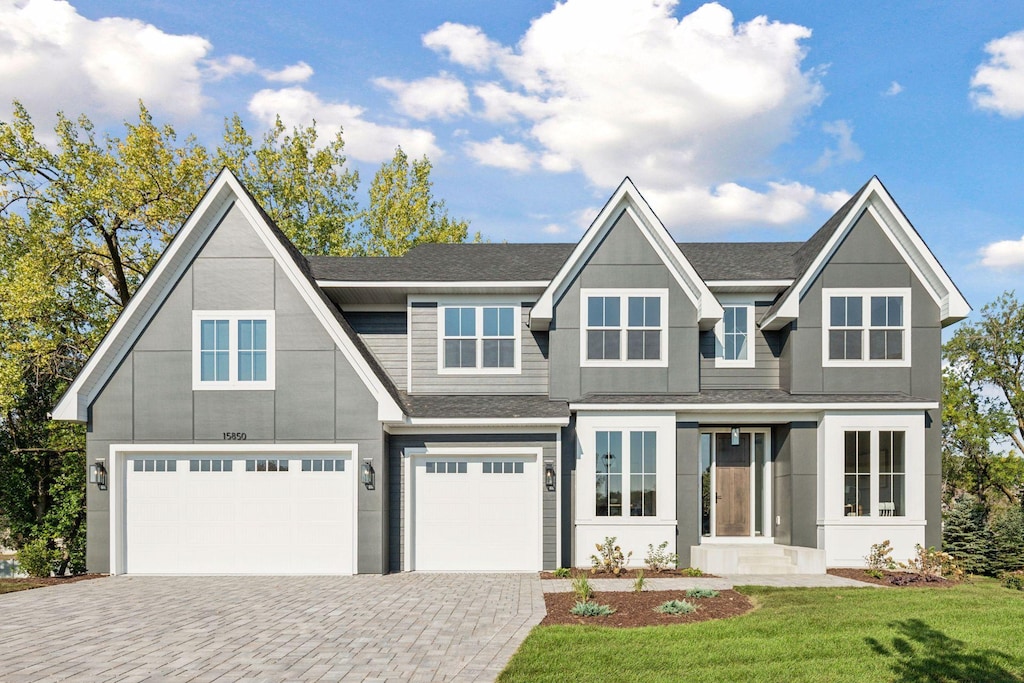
top-left (499, 580), bottom-right (1024, 682)
top-left (0, 579), bottom-right (49, 594)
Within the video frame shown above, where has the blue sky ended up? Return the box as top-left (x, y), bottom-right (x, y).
top-left (2, 0), bottom-right (1024, 315)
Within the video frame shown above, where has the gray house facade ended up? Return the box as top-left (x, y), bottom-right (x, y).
top-left (55, 171), bottom-right (969, 575)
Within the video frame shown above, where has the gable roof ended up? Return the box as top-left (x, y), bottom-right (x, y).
top-left (529, 178), bottom-right (723, 331)
top-left (760, 176), bottom-right (971, 330)
top-left (52, 168), bottom-right (405, 423)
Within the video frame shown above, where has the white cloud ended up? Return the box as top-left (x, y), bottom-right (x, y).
top-left (971, 29), bottom-right (1024, 118)
top-left (885, 81), bottom-right (903, 96)
top-left (422, 22), bottom-right (504, 70)
top-left (374, 74), bottom-right (470, 119)
top-left (264, 61), bottom-right (314, 84)
top-left (247, 87), bottom-right (440, 163)
top-left (464, 136), bottom-right (533, 171)
top-left (979, 234), bottom-right (1024, 269)
top-left (426, 0), bottom-right (837, 229)
top-left (0, 0), bottom-right (211, 120)
top-left (205, 54), bottom-right (258, 81)
top-left (813, 119), bottom-right (863, 171)
top-left (542, 223), bottom-right (565, 235)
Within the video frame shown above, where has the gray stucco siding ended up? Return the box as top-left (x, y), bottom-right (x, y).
top-left (84, 202), bottom-right (389, 574)
top-left (409, 305), bottom-right (549, 394)
top-left (771, 422), bottom-right (818, 548)
top-left (675, 422), bottom-right (701, 567)
top-left (387, 433), bottom-right (559, 572)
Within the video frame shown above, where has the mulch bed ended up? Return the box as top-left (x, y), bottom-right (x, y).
top-left (542, 589), bottom-right (753, 627)
top-left (0, 574), bottom-right (105, 590)
top-left (540, 569), bottom-right (717, 579)
top-left (827, 567), bottom-right (954, 587)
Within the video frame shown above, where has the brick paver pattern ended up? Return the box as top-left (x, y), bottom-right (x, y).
top-left (0, 573), bottom-right (545, 683)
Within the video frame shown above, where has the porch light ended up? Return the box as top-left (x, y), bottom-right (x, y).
top-left (731, 427), bottom-right (740, 446)
top-left (89, 461), bottom-right (107, 489)
top-left (544, 463), bottom-right (556, 491)
top-left (361, 460), bottom-right (375, 489)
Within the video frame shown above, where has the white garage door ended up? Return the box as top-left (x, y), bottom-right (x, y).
top-left (410, 455), bottom-right (540, 571)
top-left (125, 454), bottom-right (354, 574)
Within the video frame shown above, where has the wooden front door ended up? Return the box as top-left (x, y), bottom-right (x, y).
top-left (715, 434), bottom-right (751, 536)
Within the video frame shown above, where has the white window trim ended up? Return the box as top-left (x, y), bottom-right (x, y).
top-left (579, 288), bottom-right (669, 368)
top-left (436, 302), bottom-right (522, 375)
top-left (714, 297), bottom-right (756, 368)
top-left (821, 288), bottom-right (911, 368)
top-left (841, 427), bottom-right (908, 519)
top-left (192, 310), bottom-right (276, 390)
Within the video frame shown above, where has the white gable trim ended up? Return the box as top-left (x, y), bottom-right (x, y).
top-left (53, 169), bottom-right (404, 423)
top-left (530, 178), bottom-right (722, 331)
top-left (760, 177), bottom-right (970, 330)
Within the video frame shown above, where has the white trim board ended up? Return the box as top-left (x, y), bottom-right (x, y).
top-left (570, 401), bottom-right (938, 412)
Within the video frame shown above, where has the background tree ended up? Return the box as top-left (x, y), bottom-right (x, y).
top-left (360, 147), bottom-right (476, 256)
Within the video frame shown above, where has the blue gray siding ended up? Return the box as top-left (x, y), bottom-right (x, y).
top-left (699, 301), bottom-right (781, 389)
top-left (347, 312), bottom-right (408, 391)
top-left (86, 203), bottom-right (388, 574)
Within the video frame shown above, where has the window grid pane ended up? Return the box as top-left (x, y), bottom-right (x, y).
top-left (723, 305), bottom-right (749, 361)
top-left (844, 431), bottom-right (871, 516)
top-left (596, 430), bottom-right (623, 517)
top-left (629, 430), bottom-right (657, 517)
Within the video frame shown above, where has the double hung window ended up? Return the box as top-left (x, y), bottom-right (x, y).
top-left (193, 311), bottom-right (274, 389)
top-left (595, 430), bottom-right (657, 517)
top-left (715, 300), bottom-right (755, 367)
top-left (439, 304), bottom-right (519, 371)
top-left (824, 289), bottom-right (909, 366)
top-left (582, 289), bottom-right (667, 366)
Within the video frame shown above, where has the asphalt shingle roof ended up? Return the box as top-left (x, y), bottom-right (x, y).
top-left (401, 393), bottom-right (570, 419)
top-left (575, 390), bottom-right (934, 404)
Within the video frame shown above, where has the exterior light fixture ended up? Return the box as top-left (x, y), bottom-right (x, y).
top-left (731, 427), bottom-right (741, 447)
top-left (361, 460), bottom-right (375, 489)
top-left (544, 463), bottom-right (556, 491)
top-left (89, 461), bottom-right (107, 489)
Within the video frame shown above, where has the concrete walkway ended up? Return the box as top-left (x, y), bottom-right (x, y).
top-left (0, 574), bottom-right (545, 683)
top-left (541, 573), bottom-right (878, 592)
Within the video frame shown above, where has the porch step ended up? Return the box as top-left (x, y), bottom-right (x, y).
top-left (690, 543), bottom-right (827, 575)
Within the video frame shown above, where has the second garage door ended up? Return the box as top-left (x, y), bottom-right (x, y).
top-left (409, 454), bottom-right (541, 571)
top-left (125, 454), bottom-right (354, 574)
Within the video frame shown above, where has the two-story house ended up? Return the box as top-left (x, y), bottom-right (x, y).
top-left (54, 169), bottom-right (969, 575)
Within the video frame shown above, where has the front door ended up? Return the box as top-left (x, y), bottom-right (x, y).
top-left (715, 434), bottom-right (751, 536)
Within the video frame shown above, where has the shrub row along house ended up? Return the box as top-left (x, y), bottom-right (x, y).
top-left (54, 170), bottom-right (969, 575)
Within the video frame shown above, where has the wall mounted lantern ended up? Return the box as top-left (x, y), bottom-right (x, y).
top-left (89, 461), bottom-right (107, 489)
top-left (730, 427), bottom-right (741, 447)
top-left (361, 460), bottom-right (375, 489)
top-left (544, 463), bottom-right (556, 491)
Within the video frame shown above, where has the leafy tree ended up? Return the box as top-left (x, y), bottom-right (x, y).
top-left (942, 495), bottom-right (993, 575)
top-left (360, 147), bottom-right (476, 256)
top-left (216, 114), bottom-right (360, 256)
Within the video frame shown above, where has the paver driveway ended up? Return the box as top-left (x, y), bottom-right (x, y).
top-left (0, 573), bottom-right (545, 682)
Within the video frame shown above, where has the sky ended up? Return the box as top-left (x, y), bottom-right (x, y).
top-left (1, 0), bottom-right (1023, 318)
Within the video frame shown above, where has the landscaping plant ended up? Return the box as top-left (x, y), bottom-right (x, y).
top-left (865, 540), bottom-right (898, 571)
top-left (1002, 571), bottom-right (1024, 591)
top-left (644, 541), bottom-right (679, 573)
top-left (571, 573), bottom-right (593, 602)
top-left (681, 567), bottom-right (705, 577)
top-left (685, 587), bottom-right (719, 599)
top-left (552, 567), bottom-right (571, 578)
top-left (633, 569), bottom-right (646, 593)
top-left (15, 539), bottom-right (57, 578)
top-left (902, 544), bottom-right (964, 582)
top-left (590, 536), bottom-right (632, 574)
top-left (656, 599), bottom-right (696, 615)
top-left (570, 601), bottom-right (616, 617)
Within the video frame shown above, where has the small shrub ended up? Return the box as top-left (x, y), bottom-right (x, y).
top-left (633, 569), bottom-right (646, 593)
top-left (901, 544), bottom-right (963, 582)
top-left (681, 567), bottom-right (705, 577)
top-left (865, 568), bottom-right (885, 580)
top-left (644, 541), bottom-right (679, 573)
top-left (571, 601), bottom-right (616, 617)
top-left (590, 537), bottom-right (632, 575)
top-left (16, 539), bottom-right (57, 578)
top-left (1002, 571), bottom-right (1024, 591)
top-left (865, 540), bottom-right (898, 571)
top-left (571, 573), bottom-right (593, 602)
top-left (553, 567), bottom-right (571, 578)
top-left (685, 587), bottom-right (719, 599)
top-left (656, 599), bottom-right (696, 615)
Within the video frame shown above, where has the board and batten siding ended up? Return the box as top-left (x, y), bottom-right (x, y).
top-left (345, 312), bottom-right (408, 391)
top-left (409, 303), bottom-right (549, 394)
top-left (699, 301), bottom-right (782, 389)
top-left (387, 434), bottom-right (559, 571)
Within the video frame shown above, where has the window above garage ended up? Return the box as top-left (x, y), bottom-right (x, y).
top-left (192, 311), bottom-right (275, 390)
top-left (437, 303), bottom-right (521, 374)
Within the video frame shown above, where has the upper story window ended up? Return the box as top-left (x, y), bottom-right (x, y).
top-left (714, 300), bottom-right (755, 368)
top-left (822, 288), bottom-right (910, 367)
top-left (192, 311), bottom-right (275, 390)
top-left (438, 303), bottom-right (520, 373)
top-left (581, 289), bottom-right (667, 367)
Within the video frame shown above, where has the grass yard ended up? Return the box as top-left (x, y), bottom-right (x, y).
top-left (0, 579), bottom-right (50, 594)
top-left (499, 579), bottom-right (1024, 682)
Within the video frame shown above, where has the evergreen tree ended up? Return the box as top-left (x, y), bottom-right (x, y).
top-left (943, 495), bottom-right (994, 575)
top-left (990, 506), bottom-right (1024, 574)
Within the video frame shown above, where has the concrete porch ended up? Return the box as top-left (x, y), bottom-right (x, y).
top-left (690, 543), bottom-right (827, 575)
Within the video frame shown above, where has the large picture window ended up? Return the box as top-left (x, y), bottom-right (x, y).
top-left (843, 428), bottom-right (906, 517)
top-left (439, 304), bottom-right (520, 372)
top-left (581, 289), bottom-right (667, 366)
top-left (193, 311), bottom-right (274, 389)
top-left (824, 289), bottom-right (910, 366)
top-left (595, 430), bottom-right (657, 517)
